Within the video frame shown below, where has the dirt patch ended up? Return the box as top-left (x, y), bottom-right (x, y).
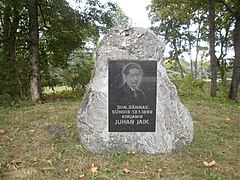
top-left (42, 123), bottom-right (66, 136)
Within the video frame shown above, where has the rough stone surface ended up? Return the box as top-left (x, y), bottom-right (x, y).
top-left (77, 27), bottom-right (194, 154)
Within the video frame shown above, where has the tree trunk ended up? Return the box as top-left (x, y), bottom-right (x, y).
top-left (176, 55), bottom-right (184, 79)
top-left (189, 41), bottom-right (193, 78)
top-left (217, 57), bottom-right (226, 84)
top-left (209, 0), bottom-right (217, 97)
top-left (229, 15), bottom-right (240, 100)
top-left (187, 23), bottom-right (193, 78)
top-left (29, 0), bottom-right (42, 104)
top-left (194, 19), bottom-right (201, 78)
top-left (173, 40), bottom-right (184, 79)
top-left (190, 53), bottom-right (193, 78)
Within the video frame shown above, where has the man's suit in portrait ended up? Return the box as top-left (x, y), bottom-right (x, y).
top-left (116, 83), bottom-right (146, 105)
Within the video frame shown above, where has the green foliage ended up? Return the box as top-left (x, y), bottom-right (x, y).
top-left (40, 49), bottom-right (94, 89)
top-left (172, 76), bottom-right (240, 104)
top-left (164, 58), bottom-right (189, 78)
top-left (172, 75), bottom-right (205, 98)
top-left (44, 86), bottom-right (86, 102)
top-left (0, 0), bottom-right (120, 106)
top-left (38, 0), bottom-right (117, 88)
top-left (39, 0), bottom-right (90, 67)
top-left (63, 49), bottom-right (94, 88)
top-left (149, 0), bottom-right (240, 99)
top-left (164, 59), bottom-right (179, 76)
top-left (150, 0), bottom-right (200, 50)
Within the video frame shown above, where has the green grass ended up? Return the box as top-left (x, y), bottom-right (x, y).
top-left (43, 86), bottom-right (73, 94)
top-left (0, 85), bottom-right (239, 179)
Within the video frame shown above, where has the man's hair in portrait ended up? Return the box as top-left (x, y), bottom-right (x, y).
top-left (123, 63), bottom-right (142, 76)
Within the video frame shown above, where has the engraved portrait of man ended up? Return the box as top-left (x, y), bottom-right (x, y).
top-left (116, 62), bottom-right (146, 105)
top-left (109, 60), bottom-right (157, 132)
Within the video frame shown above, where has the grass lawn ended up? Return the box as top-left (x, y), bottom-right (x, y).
top-left (43, 86), bottom-right (73, 94)
top-left (0, 88), bottom-right (239, 179)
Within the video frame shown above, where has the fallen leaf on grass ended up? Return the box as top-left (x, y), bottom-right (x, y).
top-left (14, 128), bottom-right (20, 133)
top-left (200, 120), bottom-right (209, 127)
top-left (46, 159), bottom-right (53, 166)
top-left (32, 157), bottom-right (38, 163)
top-left (157, 168), bottom-right (165, 176)
top-left (0, 129), bottom-right (6, 135)
top-left (90, 164), bottom-right (98, 174)
top-left (41, 167), bottom-right (54, 173)
top-left (159, 172), bottom-right (164, 177)
top-left (139, 171), bottom-right (146, 174)
top-left (66, 168), bottom-right (85, 179)
top-left (224, 117), bottom-right (231, 123)
top-left (79, 174), bottom-right (85, 179)
top-left (67, 124), bottom-right (74, 129)
top-left (203, 160), bottom-right (218, 167)
top-left (7, 159), bottom-right (22, 169)
top-left (29, 129), bottom-right (35, 133)
top-left (132, 151), bottom-right (136, 155)
top-left (123, 168), bottom-right (131, 174)
top-left (9, 159), bottom-right (22, 165)
top-left (127, 151), bottom-right (136, 155)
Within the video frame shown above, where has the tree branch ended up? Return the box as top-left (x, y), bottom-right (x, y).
top-left (38, 4), bottom-right (48, 28)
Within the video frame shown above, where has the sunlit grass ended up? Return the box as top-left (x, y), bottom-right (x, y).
top-left (43, 86), bottom-right (72, 94)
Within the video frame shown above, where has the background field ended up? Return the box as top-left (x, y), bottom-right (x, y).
top-left (0, 81), bottom-right (239, 179)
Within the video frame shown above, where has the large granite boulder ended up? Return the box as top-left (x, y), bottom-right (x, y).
top-left (77, 27), bottom-right (194, 154)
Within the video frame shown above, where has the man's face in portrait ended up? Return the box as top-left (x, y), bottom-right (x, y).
top-left (125, 68), bottom-right (141, 89)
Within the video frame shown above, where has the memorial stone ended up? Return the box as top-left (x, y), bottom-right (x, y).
top-left (77, 27), bottom-right (194, 154)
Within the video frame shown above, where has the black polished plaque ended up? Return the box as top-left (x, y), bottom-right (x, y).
top-left (109, 60), bottom-right (157, 132)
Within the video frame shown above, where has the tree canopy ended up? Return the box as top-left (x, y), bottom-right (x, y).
top-left (149, 0), bottom-right (240, 100)
top-left (0, 0), bottom-right (120, 104)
